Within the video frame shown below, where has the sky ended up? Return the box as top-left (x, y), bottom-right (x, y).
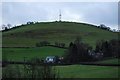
top-left (1, 2), bottom-right (119, 30)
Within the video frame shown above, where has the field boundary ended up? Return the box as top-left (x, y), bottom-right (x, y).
top-left (1, 45), bottom-right (68, 49)
top-left (1, 61), bottom-right (120, 67)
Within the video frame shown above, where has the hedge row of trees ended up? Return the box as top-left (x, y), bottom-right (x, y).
top-left (36, 41), bottom-right (66, 48)
top-left (36, 41), bottom-right (50, 47)
top-left (2, 21), bottom-right (37, 32)
top-left (3, 58), bottom-right (59, 79)
top-left (3, 65), bottom-right (59, 79)
top-left (54, 42), bottom-right (65, 47)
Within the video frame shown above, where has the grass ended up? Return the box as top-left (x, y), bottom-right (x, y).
top-left (2, 46), bottom-right (65, 62)
top-left (0, 67), bottom-right (1, 79)
top-left (0, 67), bottom-right (1, 76)
top-left (56, 65), bottom-right (119, 78)
top-left (2, 64), bottom-right (119, 78)
top-left (95, 58), bottom-right (120, 64)
top-left (2, 22), bottom-right (118, 48)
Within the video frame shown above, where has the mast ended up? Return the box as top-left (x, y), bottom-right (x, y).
top-left (59, 9), bottom-right (61, 22)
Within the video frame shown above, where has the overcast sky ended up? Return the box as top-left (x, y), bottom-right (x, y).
top-left (1, 2), bottom-right (118, 30)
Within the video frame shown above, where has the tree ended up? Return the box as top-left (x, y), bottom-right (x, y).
top-left (95, 40), bottom-right (104, 52)
top-left (60, 43), bottom-right (65, 47)
top-left (36, 41), bottom-right (50, 47)
top-left (95, 39), bottom-right (120, 58)
top-left (3, 58), bottom-right (59, 79)
top-left (110, 39), bottom-right (120, 58)
top-left (101, 41), bottom-right (112, 57)
top-left (74, 36), bottom-right (82, 45)
top-left (2, 24), bottom-right (7, 30)
top-left (2, 24), bottom-right (11, 31)
top-left (64, 37), bottom-right (93, 63)
top-left (7, 24), bottom-right (12, 29)
top-left (113, 29), bottom-right (116, 32)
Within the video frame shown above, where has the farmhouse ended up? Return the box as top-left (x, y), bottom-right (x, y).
top-left (88, 50), bottom-right (95, 56)
top-left (95, 52), bottom-right (104, 58)
top-left (88, 50), bottom-right (104, 58)
top-left (45, 56), bottom-right (57, 63)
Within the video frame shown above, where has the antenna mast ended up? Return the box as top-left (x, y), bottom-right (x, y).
top-left (59, 9), bottom-right (61, 22)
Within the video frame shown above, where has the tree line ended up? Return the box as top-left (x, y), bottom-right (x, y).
top-left (63, 37), bottom-right (119, 64)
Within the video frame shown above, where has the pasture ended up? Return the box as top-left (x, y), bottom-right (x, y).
top-left (56, 65), bottom-right (119, 78)
top-left (95, 58), bottom-right (119, 64)
top-left (2, 46), bottom-right (65, 62)
top-left (2, 64), bottom-right (119, 78)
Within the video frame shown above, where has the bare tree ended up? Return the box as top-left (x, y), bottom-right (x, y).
top-left (7, 24), bottom-right (12, 29)
top-left (2, 24), bottom-right (6, 30)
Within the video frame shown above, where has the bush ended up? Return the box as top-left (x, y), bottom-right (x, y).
top-left (36, 41), bottom-right (50, 47)
top-left (54, 42), bottom-right (65, 47)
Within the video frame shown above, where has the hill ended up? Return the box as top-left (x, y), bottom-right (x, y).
top-left (2, 22), bottom-right (118, 48)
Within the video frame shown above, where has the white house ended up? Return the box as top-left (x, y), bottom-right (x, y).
top-left (88, 50), bottom-right (95, 56)
top-left (45, 56), bottom-right (56, 63)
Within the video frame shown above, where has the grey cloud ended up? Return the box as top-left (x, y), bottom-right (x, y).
top-left (1, 2), bottom-right (118, 30)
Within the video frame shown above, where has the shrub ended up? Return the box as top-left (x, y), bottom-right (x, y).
top-left (54, 42), bottom-right (65, 47)
top-left (36, 41), bottom-right (50, 47)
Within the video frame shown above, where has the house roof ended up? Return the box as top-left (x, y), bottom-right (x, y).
top-left (46, 56), bottom-right (56, 58)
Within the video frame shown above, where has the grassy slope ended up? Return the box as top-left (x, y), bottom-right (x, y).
top-left (3, 46), bottom-right (65, 62)
top-left (56, 65), bottom-right (119, 78)
top-left (3, 22), bottom-right (118, 48)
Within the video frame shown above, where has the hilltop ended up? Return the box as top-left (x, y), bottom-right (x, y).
top-left (2, 21), bottom-right (118, 48)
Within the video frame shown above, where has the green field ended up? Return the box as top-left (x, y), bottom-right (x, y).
top-left (56, 65), bottom-right (119, 78)
top-left (3, 22), bottom-right (118, 48)
top-left (2, 64), bottom-right (119, 78)
top-left (95, 58), bottom-right (120, 64)
top-left (2, 46), bottom-right (65, 62)
top-left (0, 67), bottom-right (1, 79)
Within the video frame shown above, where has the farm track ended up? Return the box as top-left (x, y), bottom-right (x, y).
top-left (1, 61), bottom-right (120, 67)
